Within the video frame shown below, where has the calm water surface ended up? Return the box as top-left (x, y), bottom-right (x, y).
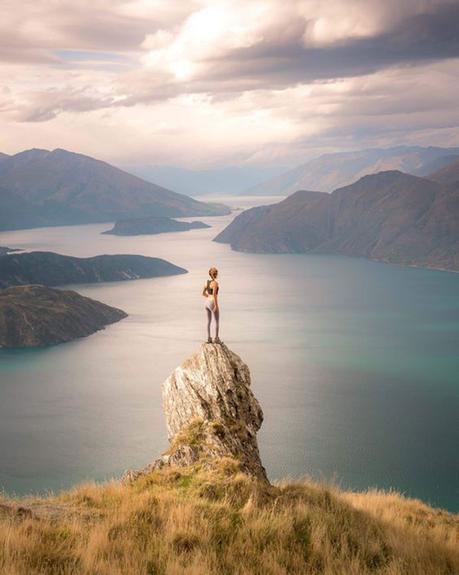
top-left (0, 195), bottom-right (458, 511)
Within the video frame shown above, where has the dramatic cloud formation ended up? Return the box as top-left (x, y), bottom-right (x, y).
top-left (1, 0), bottom-right (458, 167)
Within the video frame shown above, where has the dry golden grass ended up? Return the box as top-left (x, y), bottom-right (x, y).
top-left (0, 462), bottom-right (457, 575)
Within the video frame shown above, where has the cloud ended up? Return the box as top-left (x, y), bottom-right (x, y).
top-left (181, 1), bottom-right (459, 89)
top-left (102, 0), bottom-right (459, 111)
top-left (17, 89), bottom-right (116, 122)
top-left (0, 0), bottom-right (194, 64)
top-left (1, 0), bottom-right (459, 166)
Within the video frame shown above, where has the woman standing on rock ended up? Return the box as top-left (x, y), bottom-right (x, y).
top-left (202, 267), bottom-right (221, 344)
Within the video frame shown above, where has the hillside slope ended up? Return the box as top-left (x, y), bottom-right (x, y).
top-left (0, 285), bottom-right (126, 348)
top-left (0, 467), bottom-right (457, 575)
top-left (0, 148), bottom-right (229, 231)
top-left (216, 171), bottom-right (459, 271)
top-left (429, 157), bottom-right (459, 187)
top-left (0, 341), bottom-right (457, 573)
top-left (0, 251), bottom-right (187, 289)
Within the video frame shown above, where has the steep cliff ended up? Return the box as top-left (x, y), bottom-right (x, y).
top-left (125, 342), bottom-right (267, 481)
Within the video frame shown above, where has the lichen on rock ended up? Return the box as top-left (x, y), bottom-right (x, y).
top-left (124, 343), bottom-right (267, 482)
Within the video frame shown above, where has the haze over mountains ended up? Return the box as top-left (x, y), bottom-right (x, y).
top-left (215, 169), bottom-right (459, 272)
top-left (245, 146), bottom-right (459, 196)
top-left (126, 164), bottom-right (286, 197)
top-left (0, 148), bottom-right (229, 231)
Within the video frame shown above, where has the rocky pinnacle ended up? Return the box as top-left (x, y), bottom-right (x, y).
top-left (124, 342), bottom-right (268, 482)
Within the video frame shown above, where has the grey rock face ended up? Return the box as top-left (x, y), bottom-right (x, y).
top-left (124, 343), bottom-right (267, 482)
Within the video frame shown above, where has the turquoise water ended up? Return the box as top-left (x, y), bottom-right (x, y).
top-left (0, 196), bottom-right (458, 511)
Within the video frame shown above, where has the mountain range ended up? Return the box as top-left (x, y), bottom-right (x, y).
top-left (244, 146), bottom-right (459, 196)
top-left (0, 148), bottom-right (229, 231)
top-left (215, 168), bottom-right (459, 271)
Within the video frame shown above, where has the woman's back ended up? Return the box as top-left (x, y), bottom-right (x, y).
top-left (206, 279), bottom-right (219, 296)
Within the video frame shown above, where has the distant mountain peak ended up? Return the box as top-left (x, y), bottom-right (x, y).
top-left (352, 169), bottom-right (419, 184)
top-left (244, 145), bottom-right (459, 196)
top-left (50, 147), bottom-right (92, 159)
top-left (51, 147), bottom-right (73, 155)
top-left (13, 148), bottom-right (50, 159)
top-left (0, 148), bottom-right (230, 231)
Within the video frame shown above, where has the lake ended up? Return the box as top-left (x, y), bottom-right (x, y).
top-left (0, 195), bottom-right (458, 511)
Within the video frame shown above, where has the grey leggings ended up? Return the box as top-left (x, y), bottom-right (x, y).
top-left (205, 299), bottom-right (219, 339)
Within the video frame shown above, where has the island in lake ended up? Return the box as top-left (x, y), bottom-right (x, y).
top-left (102, 216), bottom-right (210, 236)
top-left (0, 285), bottom-right (127, 348)
top-left (0, 251), bottom-right (187, 288)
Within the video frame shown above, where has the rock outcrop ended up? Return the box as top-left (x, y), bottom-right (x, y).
top-left (125, 343), bottom-right (267, 482)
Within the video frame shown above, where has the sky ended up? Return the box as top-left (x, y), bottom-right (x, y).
top-left (1, 0), bottom-right (459, 168)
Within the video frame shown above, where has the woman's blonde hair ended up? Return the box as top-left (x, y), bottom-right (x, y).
top-left (209, 267), bottom-right (218, 279)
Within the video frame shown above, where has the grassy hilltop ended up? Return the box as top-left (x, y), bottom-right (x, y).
top-left (1, 459), bottom-right (458, 575)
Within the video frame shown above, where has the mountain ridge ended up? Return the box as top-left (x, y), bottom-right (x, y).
top-left (0, 251), bottom-right (187, 289)
top-left (216, 170), bottom-right (459, 271)
top-left (0, 148), bottom-right (230, 231)
top-left (244, 146), bottom-right (459, 196)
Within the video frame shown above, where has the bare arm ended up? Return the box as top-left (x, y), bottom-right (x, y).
top-left (202, 283), bottom-right (208, 297)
